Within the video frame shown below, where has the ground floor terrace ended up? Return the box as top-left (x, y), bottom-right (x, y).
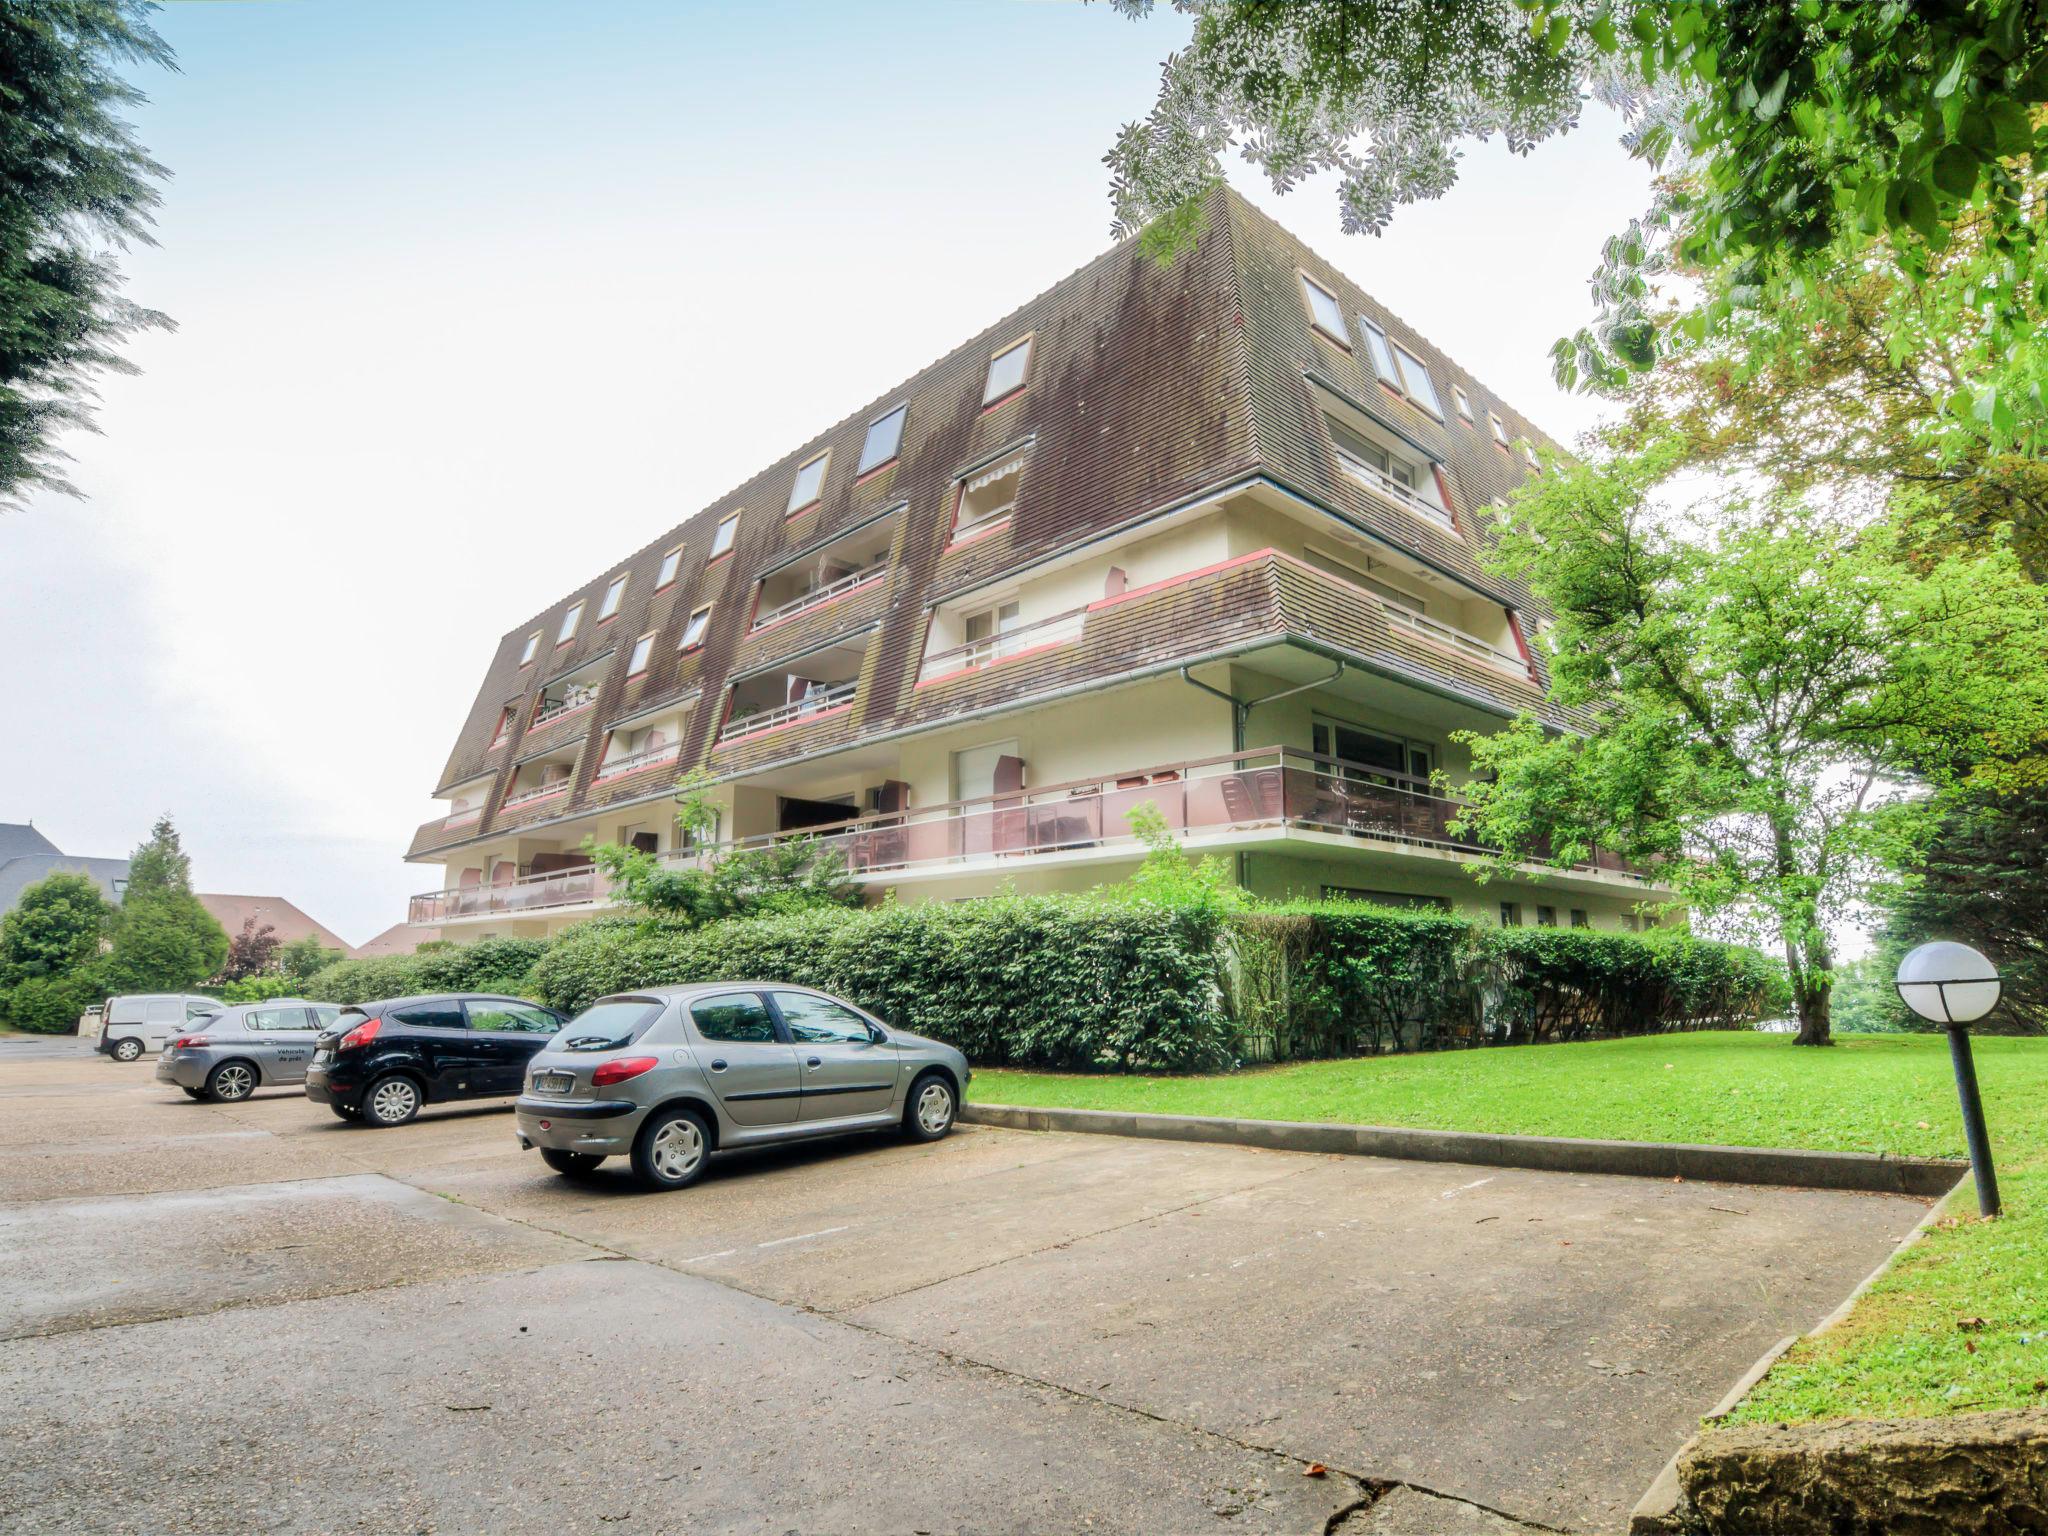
top-left (408, 653), bottom-right (1670, 939)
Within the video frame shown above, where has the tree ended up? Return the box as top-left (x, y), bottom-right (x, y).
top-left (277, 933), bottom-right (342, 983)
top-left (102, 892), bottom-right (227, 994)
top-left (1448, 440), bottom-right (2048, 1045)
top-left (0, 870), bottom-right (111, 985)
top-left (125, 813), bottom-right (192, 896)
top-left (1, 0), bottom-right (176, 509)
top-left (1102, 1), bottom-right (2048, 446)
top-left (218, 917), bottom-right (279, 982)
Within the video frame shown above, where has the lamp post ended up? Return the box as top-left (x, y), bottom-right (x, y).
top-left (1895, 941), bottom-right (2003, 1217)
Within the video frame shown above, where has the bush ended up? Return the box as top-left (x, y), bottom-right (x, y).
top-left (0, 971), bottom-right (104, 1034)
top-left (301, 936), bottom-right (550, 1005)
top-left (534, 897), bottom-right (1234, 1071)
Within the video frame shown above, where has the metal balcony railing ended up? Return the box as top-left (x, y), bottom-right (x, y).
top-left (917, 606), bottom-right (1089, 682)
top-left (718, 679), bottom-right (858, 741)
top-left (1334, 449), bottom-right (1457, 533)
top-left (591, 740), bottom-right (682, 783)
top-left (500, 778), bottom-right (571, 811)
top-left (751, 564), bottom-right (885, 630)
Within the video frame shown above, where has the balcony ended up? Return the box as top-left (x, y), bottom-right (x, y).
top-left (1335, 449), bottom-right (1456, 534)
top-left (751, 563), bottom-right (884, 632)
top-left (407, 746), bottom-right (1655, 923)
top-left (917, 605), bottom-right (1089, 684)
top-left (500, 778), bottom-right (571, 812)
top-left (591, 737), bottom-right (683, 785)
top-left (1380, 605), bottom-right (1529, 678)
top-left (719, 679), bottom-right (856, 740)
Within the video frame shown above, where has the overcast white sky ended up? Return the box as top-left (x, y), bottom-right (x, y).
top-left (1, 0), bottom-right (1657, 947)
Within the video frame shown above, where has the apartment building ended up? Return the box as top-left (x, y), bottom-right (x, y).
top-left (406, 188), bottom-right (1669, 937)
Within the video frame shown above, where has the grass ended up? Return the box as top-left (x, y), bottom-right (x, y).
top-left (973, 1031), bottom-right (2048, 1424)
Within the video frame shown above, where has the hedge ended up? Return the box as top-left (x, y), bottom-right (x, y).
top-left (299, 937), bottom-right (550, 1006)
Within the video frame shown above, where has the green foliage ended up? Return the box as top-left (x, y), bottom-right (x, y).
top-left (102, 892), bottom-right (227, 995)
top-left (1826, 955), bottom-right (1916, 1036)
top-left (534, 897), bottom-right (1234, 1072)
top-left (1450, 440), bottom-right (2048, 1043)
top-left (1105, 801), bottom-right (1245, 916)
top-left (1103, 1), bottom-right (2048, 449)
top-left (215, 972), bottom-right (313, 1005)
top-left (125, 814), bottom-right (193, 897)
top-left (298, 935), bottom-right (549, 1006)
top-left (0, 970), bottom-right (104, 1035)
top-left (0, 0), bottom-right (175, 508)
top-left (276, 934), bottom-right (343, 983)
top-left (0, 871), bottom-right (111, 985)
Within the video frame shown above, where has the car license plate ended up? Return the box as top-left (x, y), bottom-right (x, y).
top-left (535, 1071), bottom-right (574, 1094)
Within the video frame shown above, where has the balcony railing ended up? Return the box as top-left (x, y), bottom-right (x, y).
top-left (591, 740), bottom-right (682, 784)
top-left (531, 688), bottom-right (598, 728)
top-left (751, 564), bottom-right (884, 630)
top-left (917, 606), bottom-right (1089, 683)
top-left (718, 679), bottom-right (858, 741)
top-left (1381, 604), bottom-right (1530, 677)
top-left (500, 778), bottom-right (571, 811)
top-left (1335, 451), bottom-right (1457, 533)
top-left (408, 746), bottom-right (1654, 923)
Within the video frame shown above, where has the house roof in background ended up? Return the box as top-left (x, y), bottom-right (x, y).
top-left (349, 921), bottom-right (442, 958)
top-left (196, 893), bottom-right (354, 954)
top-left (0, 823), bottom-right (63, 862)
top-left (0, 855), bottom-right (130, 914)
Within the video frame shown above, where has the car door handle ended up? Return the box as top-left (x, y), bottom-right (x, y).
top-left (806, 1056), bottom-right (822, 1069)
top-left (708, 1059), bottom-right (728, 1072)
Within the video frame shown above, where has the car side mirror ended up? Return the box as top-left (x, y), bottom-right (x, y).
top-left (867, 1024), bottom-right (888, 1044)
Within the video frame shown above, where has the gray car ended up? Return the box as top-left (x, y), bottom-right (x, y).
top-left (155, 999), bottom-right (347, 1101)
top-left (514, 983), bottom-right (971, 1190)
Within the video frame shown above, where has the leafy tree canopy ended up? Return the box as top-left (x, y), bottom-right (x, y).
top-left (102, 890), bottom-right (226, 994)
top-left (1448, 438), bottom-right (2048, 1045)
top-left (0, 0), bottom-right (176, 508)
top-left (0, 870), bottom-right (111, 985)
top-left (1103, 0), bottom-right (2048, 447)
top-left (124, 813), bottom-right (192, 896)
top-left (218, 917), bottom-right (279, 982)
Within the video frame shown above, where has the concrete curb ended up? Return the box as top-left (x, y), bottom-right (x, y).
top-left (960, 1103), bottom-right (1968, 1198)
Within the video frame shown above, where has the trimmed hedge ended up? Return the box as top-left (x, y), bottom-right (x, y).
top-left (531, 899), bottom-right (1234, 1071)
top-left (301, 937), bottom-right (550, 1006)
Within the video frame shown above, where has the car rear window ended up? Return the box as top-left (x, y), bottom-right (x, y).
top-left (557, 998), bottom-right (663, 1051)
top-left (386, 1002), bottom-right (466, 1030)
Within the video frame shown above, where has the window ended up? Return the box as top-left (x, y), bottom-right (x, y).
top-left (248, 1007), bottom-right (313, 1032)
top-left (1499, 902), bottom-right (1522, 928)
top-left (1536, 905), bottom-right (1557, 928)
top-left (1488, 411), bottom-right (1511, 448)
top-left (1358, 319), bottom-right (1401, 387)
top-left (953, 454), bottom-right (1023, 538)
top-left (519, 631), bottom-right (541, 666)
top-left (557, 601), bottom-right (584, 644)
top-left (626, 632), bottom-right (655, 677)
top-left (597, 574), bottom-right (627, 622)
top-left (1522, 442), bottom-right (1542, 473)
top-left (1452, 385), bottom-right (1474, 422)
top-left (678, 604), bottom-right (712, 651)
top-left (185, 999), bottom-right (221, 1021)
top-left (1391, 344), bottom-right (1443, 417)
top-left (787, 451), bottom-right (829, 514)
top-left (858, 404), bottom-right (906, 474)
top-left (1620, 913), bottom-right (1641, 933)
top-left (656, 544), bottom-right (684, 590)
top-left (1323, 416), bottom-right (1452, 531)
top-left (710, 511), bottom-right (740, 560)
top-left (952, 739), bottom-right (1020, 801)
top-left (983, 337), bottom-right (1031, 404)
top-left (491, 705), bottom-right (517, 745)
top-left (111, 879), bottom-right (128, 899)
top-left (773, 991), bottom-right (874, 1045)
top-left (387, 1001), bottom-right (466, 1030)
top-left (468, 1002), bottom-right (561, 1035)
top-left (1300, 275), bottom-right (1348, 343)
top-left (1570, 909), bottom-right (1589, 929)
top-left (965, 601), bottom-right (1021, 647)
top-left (690, 991), bottom-right (778, 1043)
top-left (1312, 718), bottom-right (1433, 783)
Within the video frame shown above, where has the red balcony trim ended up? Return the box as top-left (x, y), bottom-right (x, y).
top-left (914, 638), bottom-right (1070, 690)
top-left (529, 700), bottom-right (594, 730)
top-left (945, 512), bottom-right (1012, 550)
top-left (853, 458), bottom-right (898, 486)
top-left (748, 572), bottom-right (880, 637)
top-left (500, 784), bottom-right (570, 812)
top-left (716, 700), bottom-right (853, 746)
top-left (678, 641), bottom-right (706, 657)
top-left (1086, 547), bottom-right (1275, 613)
top-left (980, 385), bottom-right (1027, 414)
top-left (591, 750), bottom-right (682, 786)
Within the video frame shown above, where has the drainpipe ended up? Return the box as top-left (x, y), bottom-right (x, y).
top-left (1178, 659), bottom-right (1346, 887)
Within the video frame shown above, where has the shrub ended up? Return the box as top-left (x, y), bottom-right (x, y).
top-left (0, 971), bottom-right (104, 1035)
top-left (301, 936), bottom-right (549, 1005)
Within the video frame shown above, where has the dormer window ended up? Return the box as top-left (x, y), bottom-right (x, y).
top-left (679, 604), bottom-right (712, 651)
top-left (786, 451), bottom-right (829, 516)
top-left (1451, 385), bottom-right (1474, 423)
top-left (858, 404), bottom-right (906, 475)
top-left (1522, 442), bottom-right (1542, 473)
top-left (489, 704), bottom-right (518, 746)
top-left (656, 544), bottom-right (684, 591)
top-left (1301, 275), bottom-right (1347, 344)
top-left (1489, 411), bottom-right (1511, 448)
top-left (556, 601), bottom-right (584, 645)
top-left (983, 337), bottom-right (1031, 405)
top-left (597, 574), bottom-right (627, 622)
top-left (952, 454), bottom-right (1024, 541)
top-left (1390, 343), bottom-right (1443, 417)
top-left (1359, 319), bottom-right (1401, 389)
top-left (626, 631), bottom-right (655, 678)
top-left (532, 654), bottom-right (608, 727)
top-left (709, 511), bottom-right (740, 560)
top-left (518, 631), bottom-right (540, 667)
top-left (1321, 407), bottom-right (1455, 535)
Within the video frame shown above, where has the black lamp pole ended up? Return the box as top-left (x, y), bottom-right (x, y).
top-left (1898, 977), bottom-right (2002, 1219)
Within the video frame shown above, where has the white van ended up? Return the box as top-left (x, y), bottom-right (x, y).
top-left (99, 994), bottom-right (223, 1062)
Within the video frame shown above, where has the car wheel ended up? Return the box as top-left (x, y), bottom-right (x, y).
top-left (905, 1072), bottom-right (957, 1142)
top-left (111, 1037), bottom-right (143, 1063)
top-left (328, 1102), bottom-right (359, 1121)
top-left (206, 1061), bottom-right (257, 1103)
top-left (362, 1074), bottom-right (421, 1127)
top-left (631, 1107), bottom-right (710, 1191)
top-left (540, 1148), bottom-right (604, 1176)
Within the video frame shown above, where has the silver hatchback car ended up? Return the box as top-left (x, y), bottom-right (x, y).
top-left (514, 983), bottom-right (970, 1190)
top-left (156, 999), bottom-right (347, 1101)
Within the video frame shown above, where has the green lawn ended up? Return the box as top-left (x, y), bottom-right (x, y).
top-left (972, 1031), bottom-right (2048, 1423)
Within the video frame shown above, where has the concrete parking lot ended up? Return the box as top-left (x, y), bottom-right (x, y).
top-left (1, 1039), bottom-right (1928, 1535)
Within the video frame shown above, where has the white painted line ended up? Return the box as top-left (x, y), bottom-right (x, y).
top-left (679, 1249), bottom-right (738, 1264)
top-left (1439, 1176), bottom-right (1496, 1200)
top-left (756, 1225), bottom-right (849, 1250)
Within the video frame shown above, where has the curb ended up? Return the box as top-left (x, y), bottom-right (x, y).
top-left (959, 1103), bottom-right (1967, 1197)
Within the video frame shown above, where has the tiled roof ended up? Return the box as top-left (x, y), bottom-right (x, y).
top-left (420, 187), bottom-right (1575, 856)
top-left (195, 893), bottom-right (354, 954)
top-left (0, 823), bottom-right (62, 862)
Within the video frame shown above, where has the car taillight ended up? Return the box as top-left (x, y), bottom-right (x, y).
top-left (591, 1055), bottom-right (657, 1087)
top-left (172, 1035), bottom-right (210, 1049)
top-left (338, 1017), bottom-right (381, 1051)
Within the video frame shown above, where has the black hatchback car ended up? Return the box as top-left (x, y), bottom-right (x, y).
top-left (304, 994), bottom-right (569, 1126)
